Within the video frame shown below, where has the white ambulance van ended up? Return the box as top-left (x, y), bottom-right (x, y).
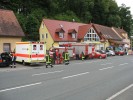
top-left (15, 42), bottom-right (46, 65)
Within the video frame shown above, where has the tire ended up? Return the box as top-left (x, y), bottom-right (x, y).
top-left (22, 60), bottom-right (26, 66)
top-left (99, 56), bottom-right (102, 59)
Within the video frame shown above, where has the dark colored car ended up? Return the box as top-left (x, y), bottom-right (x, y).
top-left (0, 52), bottom-right (11, 67)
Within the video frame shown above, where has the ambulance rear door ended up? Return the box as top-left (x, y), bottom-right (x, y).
top-left (31, 43), bottom-right (39, 61)
top-left (38, 43), bottom-right (45, 61)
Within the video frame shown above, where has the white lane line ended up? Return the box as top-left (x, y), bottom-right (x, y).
top-left (101, 63), bottom-right (112, 65)
top-left (74, 60), bottom-right (101, 65)
top-left (106, 84), bottom-right (133, 100)
top-left (32, 70), bottom-right (64, 76)
top-left (62, 72), bottom-right (89, 79)
top-left (99, 66), bottom-right (114, 71)
top-left (119, 63), bottom-right (128, 66)
top-left (0, 82), bottom-right (42, 93)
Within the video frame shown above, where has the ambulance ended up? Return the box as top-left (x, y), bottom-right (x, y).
top-left (15, 42), bottom-right (46, 65)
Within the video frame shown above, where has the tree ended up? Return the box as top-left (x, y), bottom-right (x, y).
top-left (25, 15), bottom-right (40, 41)
top-left (54, 11), bottom-right (81, 22)
top-left (119, 4), bottom-right (133, 36)
top-left (106, 0), bottom-right (121, 27)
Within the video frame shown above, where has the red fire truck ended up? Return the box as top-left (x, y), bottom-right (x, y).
top-left (49, 46), bottom-right (75, 64)
top-left (70, 43), bottom-right (95, 59)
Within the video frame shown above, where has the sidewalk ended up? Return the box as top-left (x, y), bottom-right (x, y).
top-left (0, 63), bottom-right (29, 72)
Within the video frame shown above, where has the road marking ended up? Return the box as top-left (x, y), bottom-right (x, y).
top-left (0, 82), bottom-right (42, 93)
top-left (74, 60), bottom-right (101, 65)
top-left (106, 84), bottom-right (133, 100)
top-left (101, 63), bottom-right (112, 65)
top-left (32, 70), bottom-right (64, 76)
top-left (99, 66), bottom-right (114, 71)
top-left (62, 72), bottom-right (89, 79)
top-left (119, 63), bottom-right (128, 66)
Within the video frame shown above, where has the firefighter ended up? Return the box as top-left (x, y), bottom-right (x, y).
top-left (81, 51), bottom-right (85, 61)
top-left (63, 51), bottom-right (70, 65)
top-left (46, 53), bottom-right (53, 68)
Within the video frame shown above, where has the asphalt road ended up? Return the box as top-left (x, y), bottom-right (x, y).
top-left (0, 55), bottom-right (133, 100)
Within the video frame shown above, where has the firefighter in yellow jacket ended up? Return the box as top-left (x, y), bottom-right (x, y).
top-left (63, 51), bottom-right (70, 65)
top-left (46, 53), bottom-right (53, 68)
top-left (81, 51), bottom-right (85, 61)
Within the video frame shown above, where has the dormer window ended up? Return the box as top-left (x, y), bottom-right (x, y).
top-left (72, 33), bottom-right (76, 38)
top-left (59, 32), bottom-right (64, 38)
top-left (55, 28), bottom-right (65, 38)
top-left (68, 29), bottom-right (77, 39)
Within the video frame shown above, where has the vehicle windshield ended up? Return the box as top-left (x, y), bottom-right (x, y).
top-left (97, 50), bottom-right (105, 54)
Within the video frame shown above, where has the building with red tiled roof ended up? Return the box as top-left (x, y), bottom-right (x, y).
top-left (39, 19), bottom-right (86, 50)
top-left (112, 27), bottom-right (130, 50)
top-left (0, 9), bottom-right (25, 53)
top-left (39, 18), bottom-right (130, 50)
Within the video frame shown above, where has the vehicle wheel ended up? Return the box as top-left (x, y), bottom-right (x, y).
top-left (22, 60), bottom-right (26, 66)
top-left (99, 56), bottom-right (102, 59)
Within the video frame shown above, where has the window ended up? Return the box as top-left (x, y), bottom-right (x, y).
top-left (40, 45), bottom-right (43, 50)
top-left (33, 45), bottom-right (36, 50)
top-left (46, 33), bottom-right (48, 38)
top-left (3, 43), bottom-right (11, 52)
top-left (59, 32), bottom-right (64, 38)
top-left (42, 23), bottom-right (44, 28)
top-left (72, 33), bottom-right (76, 38)
top-left (42, 34), bottom-right (44, 39)
top-left (84, 28), bottom-right (100, 42)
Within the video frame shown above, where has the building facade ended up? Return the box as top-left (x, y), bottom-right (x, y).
top-left (39, 19), bottom-right (129, 51)
top-left (0, 9), bottom-right (25, 53)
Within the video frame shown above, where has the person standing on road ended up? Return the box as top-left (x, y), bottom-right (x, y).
top-left (63, 51), bottom-right (70, 65)
top-left (10, 52), bottom-right (17, 68)
top-left (46, 53), bottom-right (53, 68)
top-left (81, 51), bottom-right (85, 61)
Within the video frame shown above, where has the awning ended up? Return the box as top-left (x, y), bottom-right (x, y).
top-left (109, 40), bottom-right (129, 44)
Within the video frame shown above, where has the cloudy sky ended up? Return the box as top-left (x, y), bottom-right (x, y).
top-left (115, 0), bottom-right (133, 15)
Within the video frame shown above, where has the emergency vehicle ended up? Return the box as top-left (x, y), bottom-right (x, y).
top-left (70, 43), bottom-right (95, 59)
top-left (49, 46), bottom-right (75, 64)
top-left (15, 42), bottom-right (46, 65)
top-left (50, 46), bottom-right (75, 58)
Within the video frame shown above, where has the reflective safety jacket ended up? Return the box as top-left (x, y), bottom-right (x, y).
top-left (46, 54), bottom-right (52, 64)
top-left (81, 52), bottom-right (85, 60)
top-left (64, 52), bottom-right (69, 61)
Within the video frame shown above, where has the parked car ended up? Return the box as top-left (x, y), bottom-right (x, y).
top-left (115, 50), bottom-right (124, 56)
top-left (114, 47), bottom-right (125, 56)
top-left (0, 52), bottom-right (11, 67)
top-left (92, 50), bottom-right (107, 59)
top-left (106, 50), bottom-right (115, 56)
